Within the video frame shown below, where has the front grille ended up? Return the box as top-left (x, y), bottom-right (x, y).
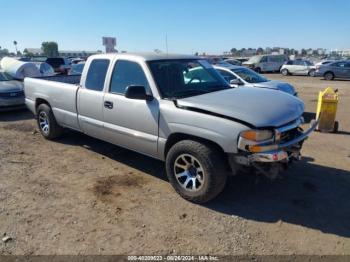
top-left (0, 91), bottom-right (24, 98)
top-left (280, 127), bottom-right (302, 144)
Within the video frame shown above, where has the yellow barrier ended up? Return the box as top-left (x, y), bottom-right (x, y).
top-left (316, 87), bottom-right (339, 132)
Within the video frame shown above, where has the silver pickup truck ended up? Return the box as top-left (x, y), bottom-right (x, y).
top-left (25, 53), bottom-right (317, 203)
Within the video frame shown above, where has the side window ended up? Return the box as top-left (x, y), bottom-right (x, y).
top-left (85, 59), bottom-right (110, 91)
top-left (110, 60), bottom-right (150, 95)
top-left (260, 56), bottom-right (267, 63)
top-left (218, 69), bottom-right (237, 82)
top-left (287, 61), bottom-right (293, 65)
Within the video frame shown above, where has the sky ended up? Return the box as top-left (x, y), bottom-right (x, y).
top-left (1, 0), bottom-right (350, 54)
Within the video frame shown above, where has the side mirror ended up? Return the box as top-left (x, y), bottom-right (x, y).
top-left (230, 79), bottom-right (244, 86)
top-left (125, 85), bottom-right (153, 101)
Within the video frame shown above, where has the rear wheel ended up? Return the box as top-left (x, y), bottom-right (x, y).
top-left (308, 69), bottom-right (316, 77)
top-left (165, 140), bottom-right (227, 203)
top-left (324, 72), bottom-right (334, 80)
top-left (37, 103), bottom-right (63, 140)
top-left (281, 69), bottom-right (289, 76)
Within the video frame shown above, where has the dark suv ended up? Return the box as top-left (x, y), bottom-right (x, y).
top-left (46, 57), bottom-right (71, 74)
top-left (315, 60), bottom-right (350, 80)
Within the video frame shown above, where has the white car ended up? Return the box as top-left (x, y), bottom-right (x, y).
top-left (280, 60), bottom-right (316, 76)
top-left (34, 62), bottom-right (55, 76)
top-left (242, 55), bottom-right (288, 73)
top-left (214, 65), bottom-right (297, 96)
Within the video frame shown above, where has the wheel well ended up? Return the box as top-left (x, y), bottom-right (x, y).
top-left (35, 98), bottom-right (51, 113)
top-left (164, 133), bottom-right (231, 170)
top-left (324, 71), bottom-right (334, 76)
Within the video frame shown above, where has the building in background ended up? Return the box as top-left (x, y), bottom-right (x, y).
top-left (23, 48), bottom-right (102, 58)
top-left (58, 50), bottom-right (102, 57)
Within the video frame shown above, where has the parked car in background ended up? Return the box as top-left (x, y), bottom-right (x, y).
top-left (34, 62), bottom-right (55, 76)
top-left (315, 60), bottom-right (334, 67)
top-left (315, 60), bottom-right (350, 80)
top-left (203, 57), bottom-right (233, 68)
top-left (24, 53), bottom-right (315, 203)
top-left (214, 65), bottom-right (297, 96)
top-left (280, 60), bottom-right (316, 76)
top-left (68, 62), bottom-right (85, 75)
top-left (70, 58), bottom-right (85, 64)
top-left (0, 70), bottom-right (25, 110)
top-left (46, 57), bottom-right (71, 74)
top-left (224, 58), bottom-right (242, 66)
top-left (243, 55), bottom-right (288, 73)
top-left (235, 58), bottom-right (249, 64)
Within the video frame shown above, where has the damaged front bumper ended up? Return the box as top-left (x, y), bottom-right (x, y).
top-left (230, 117), bottom-right (318, 174)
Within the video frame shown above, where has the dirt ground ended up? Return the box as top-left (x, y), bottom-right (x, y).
top-left (0, 75), bottom-right (350, 255)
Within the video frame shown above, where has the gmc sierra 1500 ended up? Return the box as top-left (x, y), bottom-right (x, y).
top-left (24, 53), bottom-right (317, 203)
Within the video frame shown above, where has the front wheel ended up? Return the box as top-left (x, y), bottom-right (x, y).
top-left (37, 103), bottom-right (63, 140)
top-left (166, 140), bottom-right (227, 203)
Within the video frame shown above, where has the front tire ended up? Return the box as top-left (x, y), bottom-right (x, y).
top-left (166, 140), bottom-right (227, 203)
top-left (37, 103), bottom-right (63, 140)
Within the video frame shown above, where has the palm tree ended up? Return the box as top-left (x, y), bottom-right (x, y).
top-left (13, 41), bottom-right (18, 54)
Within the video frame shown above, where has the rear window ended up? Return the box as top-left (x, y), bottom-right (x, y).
top-left (85, 59), bottom-right (110, 91)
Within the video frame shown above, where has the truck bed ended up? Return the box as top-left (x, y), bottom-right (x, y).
top-left (34, 74), bottom-right (81, 85)
top-left (24, 75), bottom-right (80, 131)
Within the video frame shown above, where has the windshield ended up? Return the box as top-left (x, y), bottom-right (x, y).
top-left (247, 56), bottom-right (261, 64)
top-left (232, 68), bottom-right (268, 83)
top-left (148, 59), bottom-right (230, 99)
top-left (72, 63), bottom-right (85, 74)
top-left (0, 71), bottom-right (14, 81)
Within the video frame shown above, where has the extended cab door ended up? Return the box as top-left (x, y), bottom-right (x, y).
top-left (102, 59), bottom-right (159, 157)
top-left (77, 58), bottom-right (110, 139)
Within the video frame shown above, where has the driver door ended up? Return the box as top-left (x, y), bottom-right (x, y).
top-left (102, 59), bottom-right (159, 158)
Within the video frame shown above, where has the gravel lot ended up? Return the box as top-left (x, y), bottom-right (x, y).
top-left (0, 75), bottom-right (349, 255)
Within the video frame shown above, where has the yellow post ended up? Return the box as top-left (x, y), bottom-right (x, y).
top-left (316, 87), bottom-right (339, 132)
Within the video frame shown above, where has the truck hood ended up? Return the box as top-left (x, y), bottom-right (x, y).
top-left (176, 87), bottom-right (304, 128)
top-left (252, 80), bottom-right (296, 95)
top-left (0, 80), bottom-right (24, 92)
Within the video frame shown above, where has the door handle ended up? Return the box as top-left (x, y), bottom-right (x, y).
top-left (104, 101), bottom-right (113, 109)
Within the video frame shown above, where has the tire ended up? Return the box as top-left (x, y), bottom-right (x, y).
top-left (36, 103), bottom-right (63, 140)
top-left (281, 69), bottom-right (289, 76)
top-left (165, 140), bottom-right (227, 203)
top-left (308, 69), bottom-right (316, 77)
top-left (324, 72), bottom-right (334, 81)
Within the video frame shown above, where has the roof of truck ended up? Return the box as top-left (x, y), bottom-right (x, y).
top-left (89, 52), bottom-right (198, 61)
